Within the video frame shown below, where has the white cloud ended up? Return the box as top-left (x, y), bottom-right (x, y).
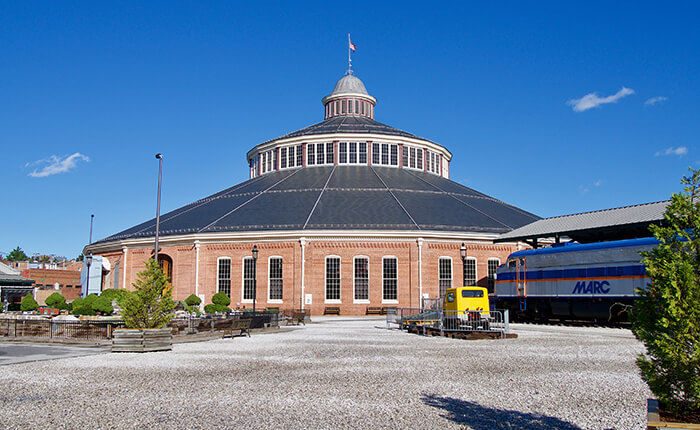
top-left (28, 153), bottom-right (90, 178)
top-left (579, 179), bottom-right (604, 195)
top-left (654, 146), bottom-right (688, 157)
top-left (568, 87), bottom-right (635, 112)
top-left (645, 96), bottom-right (668, 106)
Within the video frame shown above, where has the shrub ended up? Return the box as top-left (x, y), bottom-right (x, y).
top-left (203, 304), bottom-right (218, 314)
top-left (120, 259), bottom-right (174, 329)
top-left (92, 296), bottom-right (114, 315)
top-left (100, 289), bottom-right (129, 304)
top-left (45, 292), bottom-right (66, 309)
top-left (211, 292), bottom-right (231, 307)
top-left (631, 168), bottom-right (700, 416)
top-left (20, 294), bottom-right (39, 312)
top-left (185, 294), bottom-right (201, 307)
top-left (71, 297), bottom-right (95, 316)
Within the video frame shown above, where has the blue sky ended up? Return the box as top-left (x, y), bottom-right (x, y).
top-left (2, 1), bottom-right (699, 259)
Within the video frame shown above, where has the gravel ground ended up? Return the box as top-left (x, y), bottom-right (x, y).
top-left (0, 317), bottom-right (650, 429)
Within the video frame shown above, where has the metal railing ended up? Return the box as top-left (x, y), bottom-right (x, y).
top-left (390, 308), bottom-right (510, 338)
top-left (0, 319), bottom-right (125, 340)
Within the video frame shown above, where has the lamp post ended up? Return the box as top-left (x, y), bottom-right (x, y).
top-left (460, 243), bottom-right (467, 287)
top-left (154, 153), bottom-right (163, 262)
top-left (89, 214), bottom-right (94, 244)
top-left (252, 245), bottom-right (258, 312)
top-left (85, 253), bottom-right (93, 297)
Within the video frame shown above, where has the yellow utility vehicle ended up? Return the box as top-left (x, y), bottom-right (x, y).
top-left (442, 286), bottom-right (491, 330)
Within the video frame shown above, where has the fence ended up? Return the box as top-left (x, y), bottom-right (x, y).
top-left (387, 308), bottom-right (510, 338)
top-left (0, 319), bottom-right (124, 340)
top-left (169, 311), bottom-right (280, 335)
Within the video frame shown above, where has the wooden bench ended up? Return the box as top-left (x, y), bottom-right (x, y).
top-left (366, 306), bottom-right (383, 315)
top-left (324, 306), bottom-right (341, 315)
top-left (223, 318), bottom-right (251, 338)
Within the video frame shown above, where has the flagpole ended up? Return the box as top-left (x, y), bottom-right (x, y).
top-left (348, 33), bottom-right (351, 71)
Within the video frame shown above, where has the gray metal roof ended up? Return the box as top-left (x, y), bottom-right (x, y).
top-left (0, 273), bottom-right (34, 286)
top-left (330, 73), bottom-right (368, 96)
top-left (95, 166), bottom-right (540, 244)
top-left (261, 115), bottom-right (436, 146)
top-left (495, 200), bottom-right (669, 244)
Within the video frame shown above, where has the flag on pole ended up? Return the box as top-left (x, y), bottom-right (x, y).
top-left (349, 37), bottom-right (357, 52)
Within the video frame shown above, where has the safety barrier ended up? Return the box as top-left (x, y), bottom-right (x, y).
top-left (389, 308), bottom-right (510, 338)
top-left (0, 318), bottom-right (124, 340)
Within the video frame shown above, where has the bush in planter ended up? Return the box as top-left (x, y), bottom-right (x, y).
top-left (45, 292), bottom-right (67, 309)
top-left (631, 168), bottom-right (700, 417)
top-left (203, 304), bottom-right (218, 314)
top-left (207, 292), bottom-right (231, 313)
top-left (20, 294), bottom-right (39, 312)
top-left (120, 258), bottom-right (174, 329)
top-left (185, 294), bottom-right (202, 314)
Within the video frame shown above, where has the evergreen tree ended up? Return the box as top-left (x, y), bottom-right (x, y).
top-left (120, 259), bottom-right (174, 329)
top-left (631, 168), bottom-right (700, 416)
top-left (45, 292), bottom-right (67, 309)
top-left (7, 246), bottom-right (29, 262)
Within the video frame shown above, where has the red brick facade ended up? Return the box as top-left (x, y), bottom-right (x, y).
top-left (96, 238), bottom-right (520, 316)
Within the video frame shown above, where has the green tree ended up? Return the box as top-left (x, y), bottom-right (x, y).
top-left (631, 168), bottom-right (700, 416)
top-left (45, 292), bottom-right (67, 309)
top-left (20, 294), bottom-right (39, 311)
top-left (100, 289), bottom-right (129, 304)
top-left (92, 296), bottom-right (114, 315)
top-left (71, 295), bottom-right (97, 316)
top-left (120, 259), bottom-right (174, 329)
top-left (7, 246), bottom-right (29, 262)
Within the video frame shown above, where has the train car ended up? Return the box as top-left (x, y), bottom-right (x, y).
top-left (494, 237), bottom-right (657, 322)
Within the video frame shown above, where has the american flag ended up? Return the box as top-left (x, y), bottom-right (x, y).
top-left (349, 38), bottom-right (357, 52)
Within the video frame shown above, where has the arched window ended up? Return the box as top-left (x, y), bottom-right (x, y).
top-left (217, 257), bottom-right (231, 297)
top-left (268, 257), bottom-right (283, 302)
top-left (438, 257), bottom-right (452, 298)
top-left (382, 256), bottom-right (398, 302)
top-left (158, 254), bottom-right (173, 283)
top-left (354, 256), bottom-right (369, 302)
top-left (325, 256), bottom-right (341, 302)
top-left (487, 258), bottom-right (500, 293)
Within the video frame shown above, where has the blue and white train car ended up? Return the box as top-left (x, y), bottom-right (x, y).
top-left (494, 237), bottom-right (657, 321)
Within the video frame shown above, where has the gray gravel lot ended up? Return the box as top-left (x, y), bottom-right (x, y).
top-left (0, 317), bottom-right (650, 429)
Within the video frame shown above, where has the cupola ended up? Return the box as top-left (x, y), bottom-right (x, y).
top-left (322, 70), bottom-right (377, 120)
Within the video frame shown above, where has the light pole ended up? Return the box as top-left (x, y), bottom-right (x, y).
top-left (154, 153), bottom-right (163, 262)
top-left (252, 245), bottom-right (258, 312)
top-left (89, 214), bottom-right (94, 244)
top-left (460, 243), bottom-right (467, 287)
top-left (85, 253), bottom-right (93, 297)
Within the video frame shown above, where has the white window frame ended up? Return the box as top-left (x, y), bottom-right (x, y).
top-left (241, 256), bottom-right (255, 303)
top-left (487, 258), bottom-right (501, 292)
top-left (382, 255), bottom-right (399, 304)
top-left (268, 256), bottom-right (283, 303)
top-left (438, 256), bottom-right (452, 298)
top-left (353, 256), bottom-right (370, 304)
top-left (464, 256), bottom-right (477, 287)
top-left (325, 255), bottom-right (342, 304)
top-left (217, 257), bottom-right (232, 298)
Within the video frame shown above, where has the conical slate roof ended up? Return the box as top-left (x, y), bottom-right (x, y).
top-left (96, 166), bottom-right (540, 244)
top-left (261, 115), bottom-right (434, 145)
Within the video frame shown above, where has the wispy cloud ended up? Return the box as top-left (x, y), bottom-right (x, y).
top-left (655, 146), bottom-right (687, 157)
top-left (27, 153), bottom-right (90, 178)
top-left (645, 96), bottom-right (668, 106)
top-left (579, 179), bottom-right (605, 195)
top-left (568, 87), bottom-right (635, 112)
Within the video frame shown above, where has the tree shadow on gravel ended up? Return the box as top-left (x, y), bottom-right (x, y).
top-left (421, 394), bottom-right (583, 430)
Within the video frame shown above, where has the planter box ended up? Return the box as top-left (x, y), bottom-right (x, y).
top-left (112, 328), bottom-right (172, 352)
top-left (648, 399), bottom-right (700, 430)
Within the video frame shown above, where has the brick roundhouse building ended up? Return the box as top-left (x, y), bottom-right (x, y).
top-left (85, 69), bottom-right (539, 315)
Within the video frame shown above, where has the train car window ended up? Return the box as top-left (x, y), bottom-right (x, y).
top-left (446, 292), bottom-right (455, 303)
top-left (508, 259), bottom-right (516, 269)
top-left (461, 289), bottom-right (484, 298)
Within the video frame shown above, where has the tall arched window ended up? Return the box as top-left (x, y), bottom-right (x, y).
top-left (158, 254), bottom-right (173, 283)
